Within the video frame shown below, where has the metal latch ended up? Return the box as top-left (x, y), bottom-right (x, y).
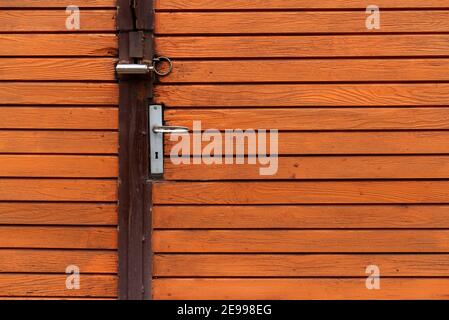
top-left (149, 105), bottom-right (189, 176)
top-left (116, 57), bottom-right (173, 76)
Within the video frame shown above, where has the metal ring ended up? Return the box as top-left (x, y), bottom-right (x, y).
top-left (152, 56), bottom-right (173, 76)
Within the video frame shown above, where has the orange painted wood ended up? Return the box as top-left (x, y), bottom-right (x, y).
top-left (0, 34), bottom-right (117, 56)
top-left (162, 59), bottom-right (449, 83)
top-left (155, 84), bottom-right (449, 107)
top-left (153, 205), bottom-right (449, 229)
top-left (0, 249), bottom-right (117, 273)
top-left (0, 59), bottom-right (116, 81)
top-left (153, 181), bottom-right (449, 204)
top-left (165, 108), bottom-right (449, 130)
top-left (0, 203), bottom-right (117, 225)
top-left (156, 11), bottom-right (449, 34)
top-left (0, 10), bottom-right (116, 32)
top-left (0, 155), bottom-right (118, 178)
top-left (0, 0), bottom-right (116, 7)
top-left (0, 226), bottom-right (117, 249)
top-left (0, 83), bottom-right (118, 105)
top-left (155, 0), bottom-right (449, 10)
top-left (153, 278), bottom-right (449, 300)
top-left (154, 254), bottom-right (449, 277)
top-left (0, 107), bottom-right (118, 130)
top-left (0, 274), bottom-right (117, 297)
top-left (0, 131), bottom-right (118, 154)
top-left (153, 230), bottom-right (449, 253)
top-left (0, 179), bottom-right (117, 201)
top-left (155, 35), bottom-right (449, 58)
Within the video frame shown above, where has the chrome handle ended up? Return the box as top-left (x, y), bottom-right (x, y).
top-left (116, 63), bottom-right (153, 75)
top-left (152, 126), bottom-right (189, 134)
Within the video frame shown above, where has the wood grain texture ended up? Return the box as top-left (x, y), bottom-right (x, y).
top-left (153, 278), bottom-right (449, 300)
top-left (0, 249), bottom-right (117, 273)
top-left (0, 226), bottom-right (117, 249)
top-left (0, 203), bottom-right (117, 225)
top-left (153, 181), bottom-right (449, 204)
top-left (0, 107), bottom-right (118, 130)
top-left (0, 83), bottom-right (118, 105)
top-left (156, 11), bottom-right (449, 34)
top-left (0, 131), bottom-right (118, 154)
top-left (0, 274), bottom-right (117, 297)
top-left (0, 59), bottom-right (115, 81)
top-left (162, 59), bottom-right (449, 83)
top-left (0, 10), bottom-right (116, 32)
top-left (0, 179), bottom-right (117, 201)
top-left (154, 254), bottom-right (449, 277)
top-left (155, 0), bottom-right (449, 10)
top-left (155, 35), bottom-right (449, 58)
top-left (0, 155), bottom-right (118, 178)
top-left (153, 230), bottom-right (449, 253)
top-left (0, 34), bottom-right (117, 56)
top-left (155, 84), bottom-right (449, 107)
top-left (153, 205), bottom-right (449, 229)
top-left (0, 0), bottom-right (116, 7)
top-left (165, 108), bottom-right (449, 130)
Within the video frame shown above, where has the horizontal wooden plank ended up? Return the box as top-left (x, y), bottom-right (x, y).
top-left (0, 10), bottom-right (116, 32)
top-left (153, 205), bottom-right (449, 229)
top-left (0, 131), bottom-right (118, 154)
top-left (156, 84), bottom-right (449, 107)
top-left (153, 278), bottom-right (449, 300)
top-left (0, 107), bottom-right (118, 130)
top-left (0, 83), bottom-right (118, 105)
top-left (0, 179), bottom-right (117, 201)
top-left (0, 274), bottom-right (116, 297)
top-left (155, 35), bottom-right (449, 58)
top-left (153, 181), bottom-right (449, 204)
top-left (165, 108), bottom-right (449, 130)
top-left (153, 230), bottom-right (449, 252)
top-left (0, 249), bottom-right (117, 273)
top-left (0, 203), bottom-right (117, 225)
top-left (155, 0), bottom-right (449, 10)
top-left (165, 132), bottom-right (449, 155)
top-left (0, 0), bottom-right (116, 8)
top-left (156, 11), bottom-right (449, 34)
top-left (0, 226), bottom-right (116, 249)
top-left (0, 59), bottom-right (115, 81)
top-left (0, 34), bottom-right (117, 56)
top-left (154, 254), bottom-right (449, 277)
top-left (162, 59), bottom-right (449, 83)
top-left (0, 155), bottom-right (117, 178)
top-left (165, 156), bottom-right (449, 180)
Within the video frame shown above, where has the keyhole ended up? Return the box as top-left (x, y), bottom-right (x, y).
top-left (155, 152), bottom-right (159, 160)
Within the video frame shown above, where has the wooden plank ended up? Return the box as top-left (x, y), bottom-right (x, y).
top-left (0, 179), bottom-right (117, 201)
top-left (165, 108), bottom-right (449, 130)
top-left (0, 227), bottom-right (116, 249)
top-left (0, 107), bottom-right (118, 130)
top-left (0, 10), bottom-right (116, 32)
top-left (155, 35), bottom-right (449, 58)
top-left (153, 205), bottom-right (449, 229)
top-left (156, 11), bottom-right (449, 34)
top-left (0, 0), bottom-right (116, 8)
top-left (0, 249), bottom-right (117, 273)
top-left (0, 274), bottom-right (116, 297)
top-left (0, 203), bottom-right (117, 225)
top-left (155, 0), bottom-right (449, 10)
top-left (0, 155), bottom-right (118, 178)
top-left (154, 254), bottom-right (449, 277)
top-left (0, 83), bottom-right (118, 105)
top-left (153, 181), bottom-right (449, 204)
top-left (153, 230), bottom-right (449, 252)
top-left (153, 278), bottom-right (449, 300)
top-left (0, 34), bottom-right (117, 56)
top-left (165, 132), bottom-right (449, 155)
top-left (162, 59), bottom-right (449, 83)
top-left (0, 59), bottom-right (115, 81)
top-left (0, 131), bottom-right (118, 154)
top-left (165, 156), bottom-right (449, 180)
top-left (155, 84), bottom-right (449, 107)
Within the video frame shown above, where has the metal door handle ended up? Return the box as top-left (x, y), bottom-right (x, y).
top-left (152, 126), bottom-right (189, 134)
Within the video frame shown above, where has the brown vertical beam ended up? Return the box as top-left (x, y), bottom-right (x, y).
top-left (118, 0), bottom-right (154, 300)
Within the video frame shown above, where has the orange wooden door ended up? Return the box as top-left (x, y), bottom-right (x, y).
top-left (152, 0), bottom-right (449, 299)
